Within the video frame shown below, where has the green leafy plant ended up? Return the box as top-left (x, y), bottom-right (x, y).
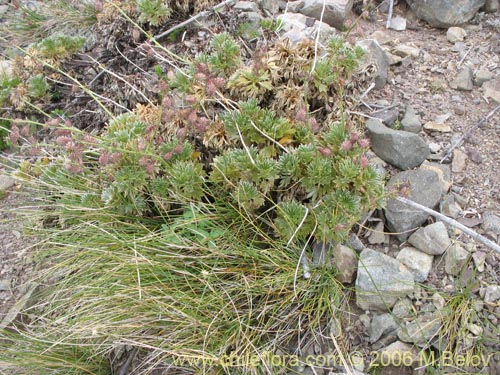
top-left (31, 34), bottom-right (86, 61)
top-left (136, 0), bottom-right (171, 26)
top-left (0, 28), bottom-right (386, 375)
top-left (0, 119), bottom-right (9, 150)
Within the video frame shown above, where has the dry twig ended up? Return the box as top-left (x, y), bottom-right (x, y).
top-left (396, 196), bottom-right (500, 254)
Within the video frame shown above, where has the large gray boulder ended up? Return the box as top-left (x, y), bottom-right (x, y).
top-left (293, 0), bottom-right (353, 30)
top-left (406, 0), bottom-right (486, 28)
top-left (385, 169), bottom-right (442, 241)
top-left (356, 248), bottom-right (415, 311)
top-left (366, 119), bottom-right (429, 170)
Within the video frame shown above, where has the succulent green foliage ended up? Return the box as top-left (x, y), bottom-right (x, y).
top-left (227, 69), bottom-right (273, 98)
top-left (136, 0), bottom-right (171, 26)
top-left (210, 147), bottom-right (279, 195)
top-left (221, 99), bottom-right (296, 151)
top-left (0, 119), bottom-right (11, 150)
top-left (274, 200), bottom-right (313, 241)
top-left (208, 32), bottom-right (242, 77)
top-left (27, 74), bottom-right (51, 100)
top-left (0, 75), bottom-right (21, 107)
top-left (167, 160), bottom-right (206, 201)
top-left (32, 32), bottom-right (383, 253)
top-left (32, 34), bottom-right (85, 60)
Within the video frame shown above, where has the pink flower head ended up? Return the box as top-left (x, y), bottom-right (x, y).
top-left (360, 154), bottom-right (369, 168)
top-left (358, 138), bottom-right (370, 149)
top-left (349, 132), bottom-right (359, 142)
top-left (187, 110), bottom-right (198, 125)
top-left (9, 125), bottom-right (20, 144)
top-left (173, 143), bottom-right (183, 155)
top-left (137, 139), bottom-right (146, 151)
top-left (196, 117), bottom-right (209, 132)
top-left (296, 107), bottom-right (306, 122)
top-left (162, 96), bottom-right (172, 110)
top-left (108, 152), bottom-right (122, 163)
top-left (340, 140), bottom-right (352, 151)
top-left (194, 72), bottom-right (207, 82)
top-left (206, 80), bottom-right (217, 96)
top-left (195, 63), bottom-right (209, 75)
top-left (82, 134), bottom-right (97, 145)
top-left (45, 118), bottom-right (61, 127)
top-left (185, 95), bottom-right (197, 105)
top-left (213, 77), bottom-right (226, 88)
top-left (20, 125), bottom-right (30, 137)
top-left (56, 136), bottom-right (72, 146)
top-left (158, 80), bottom-right (168, 92)
top-left (309, 118), bottom-right (320, 132)
top-left (318, 147), bottom-right (332, 157)
top-left (98, 151), bottom-right (109, 166)
top-left (163, 151), bottom-right (173, 161)
top-left (177, 127), bottom-right (187, 140)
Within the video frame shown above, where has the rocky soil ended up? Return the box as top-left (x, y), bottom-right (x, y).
top-left (0, 0), bottom-right (499, 374)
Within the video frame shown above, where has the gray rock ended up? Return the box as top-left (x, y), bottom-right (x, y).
top-left (389, 16), bottom-right (407, 31)
top-left (366, 119), bottom-right (429, 170)
top-left (452, 149), bottom-right (468, 173)
top-left (446, 27), bottom-right (467, 43)
top-left (484, 285), bottom-right (500, 303)
top-left (240, 11), bottom-right (262, 25)
top-left (406, 0), bottom-right (486, 28)
top-left (258, 0), bottom-right (280, 14)
top-left (392, 298), bottom-right (414, 319)
top-left (472, 251), bottom-right (486, 272)
top-left (401, 105), bottom-right (422, 133)
top-left (0, 60), bottom-right (12, 78)
top-left (483, 78), bottom-right (500, 104)
top-left (332, 244), bottom-right (358, 283)
top-left (428, 142), bottom-right (441, 153)
top-left (0, 174), bottom-right (15, 191)
top-left (369, 313), bottom-right (398, 343)
top-left (432, 293), bottom-right (446, 310)
top-left (474, 68), bottom-right (494, 87)
top-left (368, 221), bottom-right (388, 245)
top-left (296, 0), bottom-right (353, 30)
top-left (277, 12), bottom-right (336, 44)
top-left (440, 194), bottom-right (461, 219)
top-left (369, 30), bottom-right (393, 45)
top-left (444, 243), bottom-right (470, 276)
top-left (398, 314), bottom-right (441, 346)
top-left (392, 44), bottom-right (420, 58)
top-left (375, 341), bottom-right (420, 367)
top-left (356, 40), bottom-right (389, 90)
top-left (234, 1), bottom-right (259, 12)
top-left (385, 169), bottom-right (442, 241)
top-left (0, 279), bottom-right (10, 291)
top-left (356, 248), bottom-right (415, 311)
top-left (373, 108), bottom-right (400, 127)
top-left (408, 222), bottom-right (451, 256)
top-left (348, 233), bottom-right (365, 252)
top-left (482, 212), bottom-right (500, 235)
top-left (396, 247), bottom-right (434, 282)
top-left (450, 67), bottom-right (474, 91)
top-left (481, 0), bottom-right (499, 12)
